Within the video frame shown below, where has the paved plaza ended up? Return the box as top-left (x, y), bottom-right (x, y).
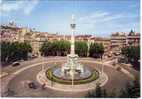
top-left (1, 57), bottom-right (139, 97)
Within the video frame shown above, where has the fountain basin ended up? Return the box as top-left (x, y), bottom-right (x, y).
top-left (46, 66), bottom-right (99, 85)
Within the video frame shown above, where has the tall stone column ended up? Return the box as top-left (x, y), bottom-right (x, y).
top-left (70, 14), bottom-right (76, 55)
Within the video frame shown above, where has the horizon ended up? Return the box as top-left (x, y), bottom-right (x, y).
top-left (0, 0), bottom-right (140, 37)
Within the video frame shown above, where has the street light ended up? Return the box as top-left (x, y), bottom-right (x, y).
top-left (101, 55), bottom-right (104, 75)
top-left (41, 56), bottom-right (45, 72)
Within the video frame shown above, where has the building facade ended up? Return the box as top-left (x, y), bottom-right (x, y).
top-left (126, 30), bottom-right (140, 46)
top-left (110, 32), bottom-right (127, 52)
top-left (110, 30), bottom-right (140, 54)
top-left (1, 23), bottom-right (140, 57)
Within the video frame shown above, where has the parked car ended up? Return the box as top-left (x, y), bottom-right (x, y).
top-left (31, 54), bottom-right (38, 58)
top-left (12, 62), bottom-right (20, 67)
top-left (28, 82), bottom-right (37, 89)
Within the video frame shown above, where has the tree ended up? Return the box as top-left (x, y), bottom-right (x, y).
top-left (1, 41), bottom-right (32, 64)
top-left (86, 84), bottom-right (108, 97)
top-left (1, 42), bottom-right (11, 62)
top-left (121, 46), bottom-right (140, 69)
top-left (119, 77), bottom-right (140, 98)
top-left (20, 42), bottom-right (32, 60)
top-left (40, 40), bottom-right (70, 56)
top-left (107, 88), bottom-right (117, 98)
top-left (56, 40), bottom-right (70, 56)
top-left (75, 41), bottom-right (88, 57)
top-left (89, 43), bottom-right (104, 58)
top-left (40, 41), bottom-right (52, 56)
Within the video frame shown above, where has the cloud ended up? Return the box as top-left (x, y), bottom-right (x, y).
top-left (0, 0), bottom-right (39, 15)
top-left (78, 11), bottom-right (127, 24)
top-left (77, 11), bottom-right (139, 36)
top-left (23, 0), bottom-right (39, 15)
top-left (0, 1), bottom-right (22, 12)
top-left (78, 11), bottom-right (109, 22)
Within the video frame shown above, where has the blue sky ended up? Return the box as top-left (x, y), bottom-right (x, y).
top-left (0, 0), bottom-right (140, 37)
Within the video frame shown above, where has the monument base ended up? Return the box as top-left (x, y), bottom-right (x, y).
top-left (61, 54), bottom-right (84, 76)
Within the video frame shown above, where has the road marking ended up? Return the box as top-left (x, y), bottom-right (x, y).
top-left (0, 72), bottom-right (9, 78)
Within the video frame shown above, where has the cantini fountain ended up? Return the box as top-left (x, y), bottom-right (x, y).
top-left (61, 15), bottom-right (84, 85)
top-left (37, 15), bottom-right (108, 92)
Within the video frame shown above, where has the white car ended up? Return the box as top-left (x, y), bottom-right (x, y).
top-left (12, 62), bottom-right (20, 67)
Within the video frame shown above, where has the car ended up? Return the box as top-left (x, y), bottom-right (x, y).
top-left (12, 62), bottom-right (20, 67)
top-left (28, 82), bottom-right (37, 89)
top-left (113, 51), bottom-right (121, 56)
top-left (31, 54), bottom-right (38, 58)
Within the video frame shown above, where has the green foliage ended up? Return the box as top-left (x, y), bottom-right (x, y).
top-left (1, 42), bottom-right (11, 62)
top-left (108, 89), bottom-right (117, 98)
top-left (121, 46), bottom-right (140, 68)
top-left (89, 43), bottom-right (104, 58)
top-left (75, 41), bottom-right (88, 57)
top-left (46, 67), bottom-right (99, 85)
top-left (40, 40), bottom-right (70, 56)
top-left (39, 41), bottom-right (52, 56)
top-left (119, 77), bottom-right (140, 98)
top-left (86, 77), bottom-right (140, 98)
top-left (40, 40), bottom-right (105, 58)
top-left (1, 41), bottom-right (32, 64)
top-left (86, 84), bottom-right (108, 97)
top-left (5, 88), bottom-right (16, 96)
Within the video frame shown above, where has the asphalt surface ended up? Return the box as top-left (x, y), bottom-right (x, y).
top-left (1, 57), bottom-right (139, 97)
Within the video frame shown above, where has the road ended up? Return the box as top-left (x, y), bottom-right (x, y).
top-left (1, 57), bottom-right (139, 97)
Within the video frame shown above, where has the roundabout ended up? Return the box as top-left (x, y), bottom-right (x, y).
top-left (4, 58), bottom-right (133, 97)
top-left (36, 64), bottom-right (108, 92)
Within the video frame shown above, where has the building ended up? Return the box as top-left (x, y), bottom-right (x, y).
top-left (126, 30), bottom-right (140, 46)
top-left (95, 37), bottom-right (111, 51)
top-left (110, 30), bottom-right (140, 55)
top-left (0, 23), bottom-right (32, 43)
top-left (0, 24), bottom-right (20, 42)
top-left (75, 35), bottom-right (92, 41)
top-left (88, 36), bottom-right (111, 57)
top-left (110, 32), bottom-right (126, 52)
top-left (1, 22), bottom-right (140, 57)
top-left (18, 27), bottom-right (31, 42)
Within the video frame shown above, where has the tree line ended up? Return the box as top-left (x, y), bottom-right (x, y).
top-left (40, 40), bottom-right (104, 58)
top-left (1, 40), bottom-right (104, 64)
top-left (121, 46), bottom-right (140, 69)
top-left (1, 41), bottom-right (32, 64)
top-left (86, 77), bottom-right (140, 98)
top-left (40, 40), bottom-right (70, 56)
top-left (89, 43), bottom-right (104, 58)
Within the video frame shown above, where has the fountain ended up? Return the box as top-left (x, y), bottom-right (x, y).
top-left (36, 15), bottom-right (108, 92)
top-left (61, 15), bottom-right (84, 79)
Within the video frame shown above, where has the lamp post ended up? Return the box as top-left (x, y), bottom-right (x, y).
top-left (101, 55), bottom-right (104, 75)
top-left (41, 56), bottom-right (44, 72)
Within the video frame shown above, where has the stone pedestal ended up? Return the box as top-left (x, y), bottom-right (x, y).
top-left (61, 54), bottom-right (84, 76)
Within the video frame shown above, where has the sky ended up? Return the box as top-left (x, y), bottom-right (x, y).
top-left (0, 0), bottom-right (140, 37)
